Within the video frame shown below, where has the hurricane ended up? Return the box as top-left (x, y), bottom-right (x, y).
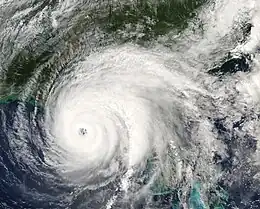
top-left (0, 0), bottom-right (260, 208)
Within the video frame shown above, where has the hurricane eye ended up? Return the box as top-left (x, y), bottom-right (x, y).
top-left (78, 128), bottom-right (88, 136)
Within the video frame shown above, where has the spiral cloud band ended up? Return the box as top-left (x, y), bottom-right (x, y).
top-left (44, 45), bottom-right (202, 187)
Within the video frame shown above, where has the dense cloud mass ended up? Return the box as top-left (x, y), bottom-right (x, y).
top-left (0, 0), bottom-right (260, 208)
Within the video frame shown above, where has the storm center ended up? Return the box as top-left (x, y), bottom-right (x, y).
top-left (78, 128), bottom-right (88, 136)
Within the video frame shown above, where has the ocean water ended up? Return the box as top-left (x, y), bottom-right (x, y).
top-left (0, 0), bottom-right (260, 208)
